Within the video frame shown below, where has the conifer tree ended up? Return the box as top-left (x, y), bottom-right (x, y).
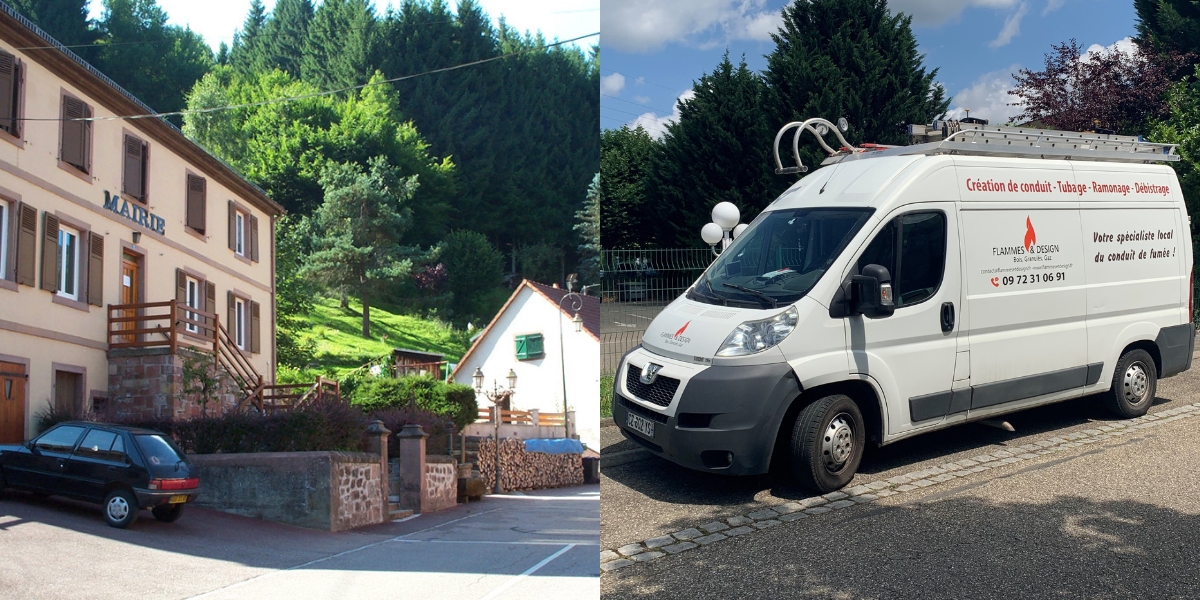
top-left (1135, 0), bottom-right (1200, 57)
top-left (8, 0), bottom-right (99, 60)
top-left (575, 173), bottom-right (601, 285)
top-left (230, 0), bottom-right (270, 78)
top-left (600, 125), bottom-right (658, 250)
top-left (302, 0), bottom-right (377, 91)
top-left (265, 0), bottom-right (313, 78)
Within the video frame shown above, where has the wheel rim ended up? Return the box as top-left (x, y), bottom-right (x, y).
top-left (822, 413), bottom-right (855, 470)
top-left (1122, 362), bottom-right (1150, 405)
top-left (107, 496), bottom-right (130, 521)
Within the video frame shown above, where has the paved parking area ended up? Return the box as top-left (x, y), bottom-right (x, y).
top-left (0, 485), bottom-right (599, 600)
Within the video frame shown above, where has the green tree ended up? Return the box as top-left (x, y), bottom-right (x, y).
top-left (230, 0), bottom-right (271, 78)
top-left (765, 0), bottom-right (949, 172)
top-left (516, 243), bottom-right (563, 286)
top-left (1150, 71), bottom-right (1200, 269)
top-left (1136, 0), bottom-right (1200, 57)
top-left (302, 157), bottom-right (418, 337)
top-left (8, 0), bottom-right (99, 60)
top-left (265, 0), bottom-right (314, 78)
top-left (302, 0), bottom-right (377, 92)
top-left (574, 173), bottom-right (601, 286)
top-left (599, 126), bottom-right (657, 250)
top-left (439, 230), bottom-right (504, 321)
top-left (652, 53), bottom-right (785, 248)
top-left (94, 0), bottom-right (213, 116)
top-left (275, 215), bottom-right (317, 367)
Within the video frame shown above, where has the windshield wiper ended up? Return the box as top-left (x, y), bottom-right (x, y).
top-left (722, 283), bottom-right (777, 309)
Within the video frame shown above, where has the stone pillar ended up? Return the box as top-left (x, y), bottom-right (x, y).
top-left (529, 409), bottom-right (540, 426)
top-left (397, 424), bottom-right (427, 513)
top-left (363, 420), bottom-right (391, 508)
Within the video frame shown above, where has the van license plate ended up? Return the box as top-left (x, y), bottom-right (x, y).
top-left (626, 412), bottom-right (655, 438)
top-left (168, 495), bottom-right (188, 504)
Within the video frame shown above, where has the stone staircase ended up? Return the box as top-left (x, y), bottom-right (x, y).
top-left (388, 500), bottom-right (413, 521)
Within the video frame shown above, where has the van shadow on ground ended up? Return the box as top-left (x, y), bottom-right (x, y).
top-left (605, 493), bottom-right (1200, 598)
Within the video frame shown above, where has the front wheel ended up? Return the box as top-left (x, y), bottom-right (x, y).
top-left (103, 489), bottom-right (138, 528)
top-left (790, 394), bottom-right (866, 493)
top-left (1104, 349), bottom-right (1157, 418)
top-left (152, 504), bottom-right (184, 523)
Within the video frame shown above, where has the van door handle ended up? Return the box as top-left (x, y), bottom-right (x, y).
top-left (940, 302), bottom-right (955, 332)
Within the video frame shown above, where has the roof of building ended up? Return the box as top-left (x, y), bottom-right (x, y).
top-left (392, 348), bottom-right (445, 361)
top-left (0, 3), bottom-right (284, 217)
top-left (451, 279), bottom-right (601, 379)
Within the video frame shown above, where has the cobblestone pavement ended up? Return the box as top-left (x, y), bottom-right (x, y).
top-left (601, 364), bottom-right (1200, 597)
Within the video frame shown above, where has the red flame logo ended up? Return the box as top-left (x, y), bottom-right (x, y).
top-left (1023, 216), bottom-right (1036, 251)
top-left (674, 321), bottom-right (691, 338)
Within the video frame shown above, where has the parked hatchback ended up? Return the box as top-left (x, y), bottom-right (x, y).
top-left (0, 422), bottom-right (200, 527)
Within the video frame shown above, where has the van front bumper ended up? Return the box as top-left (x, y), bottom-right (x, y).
top-left (612, 350), bottom-right (801, 476)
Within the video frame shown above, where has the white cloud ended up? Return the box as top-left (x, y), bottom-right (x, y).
top-left (634, 95), bottom-right (651, 104)
top-left (601, 72), bottom-right (626, 95)
top-left (635, 76), bottom-right (646, 85)
top-left (1083, 36), bottom-right (1136, 59)
top-left (889, 0), bottom-right (1020, 27)
top-left (989, 1), bottom-right (1028, 48)
top-left (600, 0), bottom-right (783, 53)
top-left (1042, 0), bottom-right (1067, 15)
top-left (944, 64), bottom-right (1024, 124)
top-left (629, 90), bottom-right (696, 138)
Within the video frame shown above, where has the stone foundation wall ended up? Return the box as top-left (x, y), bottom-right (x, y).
top-left (478, 438), bottom-right (584, 491)
top-left (107, 347), bottom-right (239, 420)
top-left (424, 456), bottom-right (457, 513)
top-left (189, 451), bottom-right (386, 532)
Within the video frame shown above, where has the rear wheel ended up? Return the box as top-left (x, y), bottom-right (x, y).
top-left (151, 504), bottom-right (184, 523)
top-left (1104, 349), bottom-right (1157, 418)
top-left (103, 489), bottom-right (138, 528)
top-left (790, 394), bottom-right (865, 493)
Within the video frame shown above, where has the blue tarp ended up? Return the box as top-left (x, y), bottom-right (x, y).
top-left (524, 438), bottom-right (584, 455)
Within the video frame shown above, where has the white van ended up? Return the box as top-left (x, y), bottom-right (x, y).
top-left (613, 118), bottom-right (1195, 492)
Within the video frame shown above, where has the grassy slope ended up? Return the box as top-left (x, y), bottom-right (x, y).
top-left (293, 297), bottom-right (471, 376)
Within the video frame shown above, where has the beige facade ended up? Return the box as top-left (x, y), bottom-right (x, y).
top-left (0, 9), bottom-right (283, 442)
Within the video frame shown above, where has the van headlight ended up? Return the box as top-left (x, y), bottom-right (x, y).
top-left (716, 306), bottom-right (799, 357)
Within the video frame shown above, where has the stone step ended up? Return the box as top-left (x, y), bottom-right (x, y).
top-left (389, 507), bottom-right (413, 521)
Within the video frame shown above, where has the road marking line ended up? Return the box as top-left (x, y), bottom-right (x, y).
top-left (476, 543), bottom-right (577, 600)
top-left (485, 494), bottom-right (599, 501)
top-left (185, 508), bottom-right (504, 599)
top-left (393, 539), bottom-right (599, 546)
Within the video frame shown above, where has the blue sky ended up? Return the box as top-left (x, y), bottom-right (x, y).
top-left (86, 0), bottom-right (598, 52)
top-left (600, 0), bottom-right (1138, 135)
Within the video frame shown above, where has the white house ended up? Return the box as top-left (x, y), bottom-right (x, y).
top-left (452, 280), bottom-right (600, 450)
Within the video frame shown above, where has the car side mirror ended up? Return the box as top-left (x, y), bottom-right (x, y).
top-left (848, 264), bottom-right (895, 318)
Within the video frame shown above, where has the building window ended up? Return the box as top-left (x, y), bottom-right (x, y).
top-left (122, 134), bottom-right (148, 202)
top-left (60, 95), bottom-right (92, 174)
top-left (185, 174), bottom-right (206, 235)
top-left (235, 296), bottom-right (246, 350)
top-left (57, 224), bottom-right (81, 301)
top-left (0, 200), bottom-right (7, 281)
top-left (185, 276), bottom-right (200, 334)
top-left (235, 211), bottom-right (245, 256)
top-left (515, 333), bottom-right (545, 360)
top-left (0, 51), bottom-right (22, 138)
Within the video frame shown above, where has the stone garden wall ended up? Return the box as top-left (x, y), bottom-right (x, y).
top-left (424, 456), bottom-right (458, 513)
top-left (107, 347), bottom-right (239, 420)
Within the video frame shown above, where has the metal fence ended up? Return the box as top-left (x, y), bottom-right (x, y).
top-left (600, 249), bottom-right (715, 375)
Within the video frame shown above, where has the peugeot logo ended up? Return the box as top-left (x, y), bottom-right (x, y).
top-left (640, 363), bottom-right (663, 385)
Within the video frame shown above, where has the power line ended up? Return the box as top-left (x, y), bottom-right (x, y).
top-left (18, 31), bottom-right (599, 123)
top-left (600, 93), bottom-right (674, 115)
top-left (601, 66), bottom-right (682, 93)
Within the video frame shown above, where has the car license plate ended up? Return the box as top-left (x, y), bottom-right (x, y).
top-left (168, 495), bottom-right (188, 504)
top-left (626, 412), bottom-right (655, 438)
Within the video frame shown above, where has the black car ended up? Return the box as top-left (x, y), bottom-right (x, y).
top-left (0, 421), bottom-right (201, 528)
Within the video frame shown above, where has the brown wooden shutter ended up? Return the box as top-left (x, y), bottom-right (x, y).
top-left (0, 52), bottom-right (14, 134)
top-left (61, 97), bottom-right (85, 171)
top-left (227, 201), bottom-right (236, 251)
top-left (249, 215), bottom-right (259, 262)
top-left (175, 268), bottom-right (187, 305)
top-left (123, 136), bottom-right (144, 201)
top-left (15, 202), bottom-right (35, 286)
top-left (227, 290), bottom-right (235, 341)
top-left (250, 300), bottom-right (261, 354)
top-left (81, 104), bottom-right (92, 173)
top-left (86, 232), bottom-right (103, 306)
top-left (39, 212), bottom-right (58, 292)
top-left (204, 280), bottom-right (216, 332)
top-left (186, 175), bottom-right (206, 234)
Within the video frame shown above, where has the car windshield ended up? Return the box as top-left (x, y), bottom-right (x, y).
top-left (691, 208), bottom-right (874, 307)
top-left (133, 434), bottom-right (186, 467)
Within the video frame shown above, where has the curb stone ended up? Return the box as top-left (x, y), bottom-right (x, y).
top-left (599, 406), bottom-right (1200, 572)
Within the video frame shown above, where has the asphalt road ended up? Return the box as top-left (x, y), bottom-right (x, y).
top-left (601, 365), bottom-right (1200, 549)
top-left (0, 485), bottom-right (599, 600)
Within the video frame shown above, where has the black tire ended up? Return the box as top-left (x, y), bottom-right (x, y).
top-left (1105, 349), bottom-right (1157, 418)
top-left (102, 489), bottom-right (138, 528)
top-left (790, 394), bottom-right (866, 493)
top-left (151, 503), bottom-right (184, 523)
top-left (0, 467), bottom-right (6, 498)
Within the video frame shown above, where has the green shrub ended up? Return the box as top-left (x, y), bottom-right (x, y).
top-left (351, 376), bottom-right (478, 430)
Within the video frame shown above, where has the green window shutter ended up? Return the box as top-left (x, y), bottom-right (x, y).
top-left (527, 334), bottom-right (544, 359)
top-left (515, 334), bottom-right (528, 360)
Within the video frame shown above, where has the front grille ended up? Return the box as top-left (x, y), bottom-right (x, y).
top-left (617, 394), bottom-right (668, 424)
top-left (626, 364), bottom-right (680, 408)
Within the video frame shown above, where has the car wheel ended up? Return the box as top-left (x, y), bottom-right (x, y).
top-left (1105, 349), bottom-right (1157, 419)
top-left (790, 394), bottom-right (865, 493)
top-left (151, 504), bottom-right (185, 523)
top-left (0, 467), bottom-right (6, 498)
top-left (103, 489), bottom-right (138, 528)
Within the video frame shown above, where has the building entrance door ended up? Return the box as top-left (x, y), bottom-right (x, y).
top-left (0, 361), bottom-right (27, 443)
top-left (118, 251), bottom-right (141, 344)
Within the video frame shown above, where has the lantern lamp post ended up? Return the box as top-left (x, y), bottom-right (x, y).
top-left (473, 367), bottom-right (516, 494)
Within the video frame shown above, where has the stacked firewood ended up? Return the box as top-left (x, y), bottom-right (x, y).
top-left (477, 438), bottom-right (584, 491)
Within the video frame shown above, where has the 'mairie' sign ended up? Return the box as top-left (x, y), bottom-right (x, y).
top-left (103, 190), bottom-right (166, 235)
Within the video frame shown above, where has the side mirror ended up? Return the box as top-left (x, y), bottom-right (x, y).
top-left (848, 264), bottom-right (895, 318)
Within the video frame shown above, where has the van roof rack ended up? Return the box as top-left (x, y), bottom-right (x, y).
top-left (774, 118), bottom-right (1180, 174)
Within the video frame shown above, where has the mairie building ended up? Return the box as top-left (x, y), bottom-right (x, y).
top-left (0, 5), bottom-right (291, 443)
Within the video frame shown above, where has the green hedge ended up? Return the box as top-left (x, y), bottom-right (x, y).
top-left (351, 376), bottom-right (478, 430)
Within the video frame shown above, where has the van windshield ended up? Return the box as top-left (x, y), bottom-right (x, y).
top-left (690, 208), bottom-right (874, 308)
